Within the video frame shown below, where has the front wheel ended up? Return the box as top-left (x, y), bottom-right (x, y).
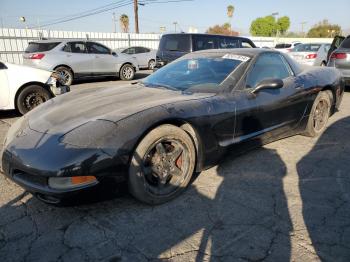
top-left (304, 91), bottom-right (332, 137)
top-left (148, 59), bottom-right (156, 70)
top-left (119, 64), bottom-right (135, 81)
top-left (16, 85), bottom-right (51, 115)
top-left (129, 124), bottom-right (196, 205)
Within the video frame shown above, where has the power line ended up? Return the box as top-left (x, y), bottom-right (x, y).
top-left (29, 0), bottom-right (134, 29)
top-left (29, 0), bottom-right (193, 29)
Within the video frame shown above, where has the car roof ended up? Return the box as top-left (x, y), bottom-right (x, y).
top-left (29, 39), bottom-right (93, 43)
top-left (190, 48), bottom-right (274, 57)
top-left (162, 33), bottom-right (252, 41)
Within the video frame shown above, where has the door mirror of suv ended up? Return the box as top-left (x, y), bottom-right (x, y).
top-left (111, 51), bottom-right (117, 56)
top-left (252, 78), bottom-right (284, 93)
top-left (0, 62), bottom-right (7, 70)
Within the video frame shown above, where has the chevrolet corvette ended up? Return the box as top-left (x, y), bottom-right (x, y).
top-left (1, 49), bottom-right (344, 205)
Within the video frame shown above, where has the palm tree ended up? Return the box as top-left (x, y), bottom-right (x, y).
top-left (227, 5), bottom-right (234, 18)
top-left (120, 14), bottom-right (129, 33)
top-left (227, 5), bottom-right (235, 34)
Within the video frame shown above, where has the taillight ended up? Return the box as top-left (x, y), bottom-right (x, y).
top-left (305, 53), bottom-right (317, 59)
top-left (330, 53), bottom-right (347, 59)
top-left (29, 53), bottom-right (45, 59)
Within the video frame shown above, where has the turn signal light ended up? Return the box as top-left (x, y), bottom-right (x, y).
top-left (305, 53), bottom-right (317, 59)
top-left (29, 53), bottom-right (45, 59)
top-left (71, 176), bottom-right (97, 185)
top-left (48, 176), bottom-right (98, 190)
top-left (330, 53), bottom-right (347, 60)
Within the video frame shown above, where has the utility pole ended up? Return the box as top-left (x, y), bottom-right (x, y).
top-left (301, 21), bottom-right (307, 37)
top-left (112, 12), bottom-right (117, 33)
top-left (134, 0), bottom-right (139, 33)
top-left (173, 22), bottom-right (178, 32)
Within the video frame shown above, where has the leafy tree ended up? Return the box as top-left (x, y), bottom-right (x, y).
top-left (250, 15), bottom-right (291, 36)
top-left (120, 14), bottom-right (129, 33)
top-left (307, 20), bottom-right (342, 37)
top-left (206, 24), bottom-right (239, 36)
top-left (277, 16), bottom-right (290, 35)
top-left (250, 16), bottom-right (277, 37)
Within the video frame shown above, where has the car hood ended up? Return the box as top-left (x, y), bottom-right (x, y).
top-left (27, 84), bottom-right (214, 135)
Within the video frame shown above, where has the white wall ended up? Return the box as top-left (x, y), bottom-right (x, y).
top-left (0, 28), bottom-right (334, 64)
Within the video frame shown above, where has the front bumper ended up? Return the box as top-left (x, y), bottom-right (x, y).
top-left (1, 123), bottom-right (126, 203)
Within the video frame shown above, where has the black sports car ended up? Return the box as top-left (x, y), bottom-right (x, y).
top-left (1, 49), bottom-right (344, 205)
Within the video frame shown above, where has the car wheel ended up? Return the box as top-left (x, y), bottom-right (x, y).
top-left (129, 124), bottom-right (196, 205)
top-left (55, 66), bottom-right (73, 85)
top-left (148, 59), bottom-right (156, 70)
top-left (119, 64), bottom-right (135, 81)
top-left (16, 85), bottom-right (51, 115)
top-left (304, 91), bottom-right (332, 137)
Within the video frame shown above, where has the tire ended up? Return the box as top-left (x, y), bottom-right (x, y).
top-left (304, 91), bottom-right (332, 137)
top-left (148, 59), bottom-right (156, 70)
top-left (119, 64), bottom-right (135, 81)
top-left (16, 85), bottom-right (51, 115)
top-left (55, 66), bottom-right (73, 85)
top-left (129, 124), bottom-right (196, 205)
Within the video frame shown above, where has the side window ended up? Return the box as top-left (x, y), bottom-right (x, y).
top-left (121, 48), bottom-right (129, 54)
top-left (135, 47), bottom-right (147, 54)
top-left (192, 35), bottom-right (218, 51)
top-left (219, 37), bottom-right (240, 49)
top-left (241, 40), bottom-right (254, 48)
top-left (125, 47), bottom-right (135, 54)
top-left (63, 42), bottom-right (87, 53)
top-left (246, 53), bottom-right (291, 89)
top-left (87, 43), bottom-right (110, 54)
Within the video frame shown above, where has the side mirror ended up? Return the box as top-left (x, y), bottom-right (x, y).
top-left (111, 51), bottom-right (117, 56)
top-left (252, 78), bottom-right (284, 93)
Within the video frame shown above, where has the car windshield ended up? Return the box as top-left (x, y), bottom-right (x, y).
top-left (340, 37), bottom-right (350, 48)
top-left (141, 56), bottom-right (245, 92)
top-left (294, 44), bottom-right (321, 52)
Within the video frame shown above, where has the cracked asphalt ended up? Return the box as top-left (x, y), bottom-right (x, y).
top-left (0, 77), bottom-right (350, 261)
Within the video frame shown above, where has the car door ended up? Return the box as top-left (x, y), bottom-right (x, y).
top-left (327, 36), bottom-right (345, 62)
top-left (87, 42), bottom-right (116, 75)
top-left (233, 52), bottom-right (308, 142)
top-left (134, 47), bottom-right (150, 68)
top-left (0, 62), bottom-right (9, 108)
top-left (62, 41), bottom-right (94, 76)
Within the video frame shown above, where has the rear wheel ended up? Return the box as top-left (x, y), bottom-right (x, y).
top-left (16, 85), bottom-right (51, 115)
top-left (119, 64), bottom-right (135, 81)
top-left (148, 59), bottom-right (156, 70)
top-left (129, 124), bottom-right (196, 205)
top-left (55, 66), bottom-right (73, 85)
top-left (304, 91), bottom-right (332, 137)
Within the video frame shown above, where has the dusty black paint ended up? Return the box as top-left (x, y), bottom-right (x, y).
top-left (1, 49), bottom-right (345, 202)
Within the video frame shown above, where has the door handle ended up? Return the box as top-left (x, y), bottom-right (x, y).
top-left (295, 84), bottom-right (304, 89)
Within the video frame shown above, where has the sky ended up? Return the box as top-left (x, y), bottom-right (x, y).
top-left (0, 0), bottom-right (349, 35)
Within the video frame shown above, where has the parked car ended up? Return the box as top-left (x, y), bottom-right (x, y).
top-left (274, 42), bottom-right (301, 53)
top-left (23, 40), bottom-right (139, 85)
top-left (327, 35), bottom-right (350, 85)
top-left (327, 35), bottom-right (346, 62)
top-left (118, 46), bottom-right (156, 70)
top-left (155, 33), bottom-right (256, 68)
top-left (0, 60), bottom-right (69, 115)
top-left (289, 43), bottom-right (331, 66)
top-left (2, 49), bottom-right (344, 205)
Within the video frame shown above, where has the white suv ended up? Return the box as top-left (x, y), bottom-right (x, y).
top-left (23, 40), bottom-right (139, 85)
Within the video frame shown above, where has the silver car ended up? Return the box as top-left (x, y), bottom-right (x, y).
top-left (118, 46), bottom-right (157, 70)
top-left (23, 40), bottom-right (139, 85)
top-left (289, 43), bottom-right (331, 66)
